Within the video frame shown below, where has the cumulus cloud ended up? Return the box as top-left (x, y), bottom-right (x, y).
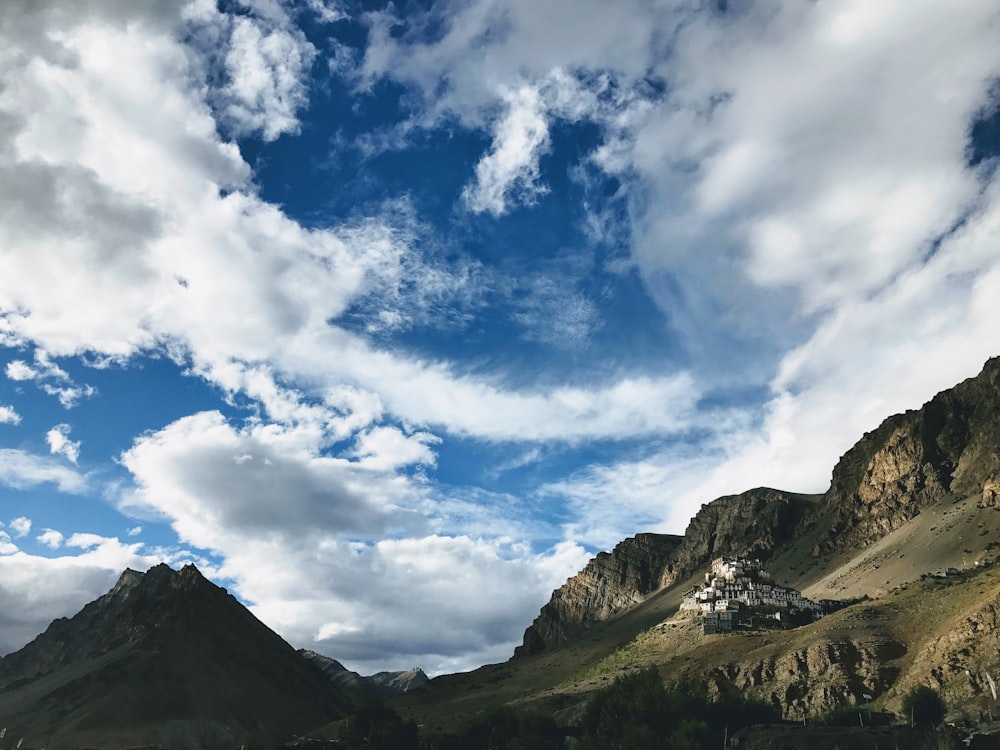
top-left (36, 528), bottom-right (65, 549)
top-left (227, 533), bottom-right (590, 674)
top-left (118, 410), bottom-right (426, 552)
top-left (0, 404), bottom-right (19, 424)
top-left (220, 15), bottom-right (316, 140)
top-left (46, 423), bottom-right (81, 464)
top-left (9, 516), bottom-right (31, 538)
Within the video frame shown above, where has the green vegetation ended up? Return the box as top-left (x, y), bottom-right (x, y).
top-left (394, 667), bottom-right (778, 749)
top-left (577, 668), bottom-right (779, 750)
top-left (448, 707), bottom-right (564, 750)
top-left (337, 703), bottom-right (419, 749)
top-left (901, 685), bottom-right (945, 728)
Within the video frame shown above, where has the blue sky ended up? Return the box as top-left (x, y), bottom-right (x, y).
top-left (1, 0), bottom-right (1000, 676)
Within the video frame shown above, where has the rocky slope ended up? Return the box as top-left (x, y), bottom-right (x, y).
top-left (515, 533), bottom-right (682, 656)
top-left (517, 489), bottom-right (814, 655)
top-left (0, 564), bottom-right (352, 750)
top-left (809, 356), bottom-right (1000, 555)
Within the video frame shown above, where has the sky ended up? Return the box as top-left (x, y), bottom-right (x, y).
top-left (1, 0), bottom-right (999, 677)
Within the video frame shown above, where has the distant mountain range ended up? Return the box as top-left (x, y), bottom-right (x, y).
top-left (5, 357), bottom-right (1000, 747)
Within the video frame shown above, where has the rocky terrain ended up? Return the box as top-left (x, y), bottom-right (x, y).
top-left (808, 356), bottom-right (1000, 555)
top-left (514, 532), bottom-right (682, 656)
top-left (0, 564), bottom-right (353, 750)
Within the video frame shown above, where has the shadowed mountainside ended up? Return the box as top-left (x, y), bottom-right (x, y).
top-left (0, 563), bottom-right (353, 750)
top-left (299, 649), bottom-right (428, 704)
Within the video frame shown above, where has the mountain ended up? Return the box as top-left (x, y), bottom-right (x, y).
top-left (516, 489), bottom-right (815, 655)
top-left (299, 649), bottom-right (428, 703)
top-left (392, 356), bottom-right (1000, 733)
top-left (0, 563), bottom-right (353, 750)
top-left (368, 667), bottom-right (429, 694)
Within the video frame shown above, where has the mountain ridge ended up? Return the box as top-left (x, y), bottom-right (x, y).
top-left (391, 355), bottom-right (1000, 733)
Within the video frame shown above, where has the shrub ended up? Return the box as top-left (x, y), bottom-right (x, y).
top-left (901, 685), bottom-right (945, 728)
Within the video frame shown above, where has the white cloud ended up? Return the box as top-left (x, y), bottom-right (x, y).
top-left (511, 275), bottom-right (599, 350)
top-left (36, 528), bottom-right (64, 549)
top-left (306, 0), bottom-right (346, 25)
top-left (0, 449), bottom-right (88, 494)
top-left (118, 410), bottom-right (426, 552)
top-left (5, 361), bottom-right (35, 381)
top-left (463, 84), bottom-right (550, 216)
top-left (4, 353), bottom-right (95, 408)
top-left (230, 533), bottom-right (590, 674)
top-left (127, 525), bottom-right (143, 537)
top-left (46, 423), bottom-right (81, 464)
top-left (0, 404), bottom-right (19, 424)
top-left (9, 516), bottom-right (31, 538)
top-left (220, 15), bottom-right (316, 141)
top-left (0, 531), bottom-right (17, 556)
top-left (113, 404), bottom-right (592, 672)
top-left (347, 426), bottom-right (441, 471)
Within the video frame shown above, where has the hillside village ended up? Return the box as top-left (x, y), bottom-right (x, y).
top-left (681, 556), bottom-right (824, 633)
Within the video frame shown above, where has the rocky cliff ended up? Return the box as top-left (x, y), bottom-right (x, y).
top-left (659, 487), bottom-right (816, 588)
top-left (516, 489), bottom-right (814, 656)
top-left (810, 357), bottom-right (1000, 555)
top-left (515, 533), bottom-right (682, 656)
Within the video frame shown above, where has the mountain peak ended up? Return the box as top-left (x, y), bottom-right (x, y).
top-left (0, 563), bottom-right (352, 750)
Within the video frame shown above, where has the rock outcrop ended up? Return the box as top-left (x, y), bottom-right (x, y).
top-left (660, 487), bottom-right (816, 588)
top-left (810, 357), bottom-right (1000, 555)
top-left (705, 636), bottom-right (906, 720)
top-left (515, 489), bottom-right (814, 656)
top-left (515, 533), bottom-right (682, 656)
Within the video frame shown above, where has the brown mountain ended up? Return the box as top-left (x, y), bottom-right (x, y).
top-left (392, 356), bottom-right (1000, 733)
top-left (0, 563), bottom-right (353, 750)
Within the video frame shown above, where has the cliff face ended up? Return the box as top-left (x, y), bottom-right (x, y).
top-left (516, 490), bottom-right (815, 656)
top-left (660, 487), bottom-right (815, 588)
top-left (811, 357), bottom-right (1000, 555)
top-left (515, 533), bottom-right (682, 656)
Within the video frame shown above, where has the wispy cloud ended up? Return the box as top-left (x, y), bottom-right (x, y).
top-left (0, 450), bottom-right (88, 494)
top-left (6, 352), bottom-right (96, 408)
